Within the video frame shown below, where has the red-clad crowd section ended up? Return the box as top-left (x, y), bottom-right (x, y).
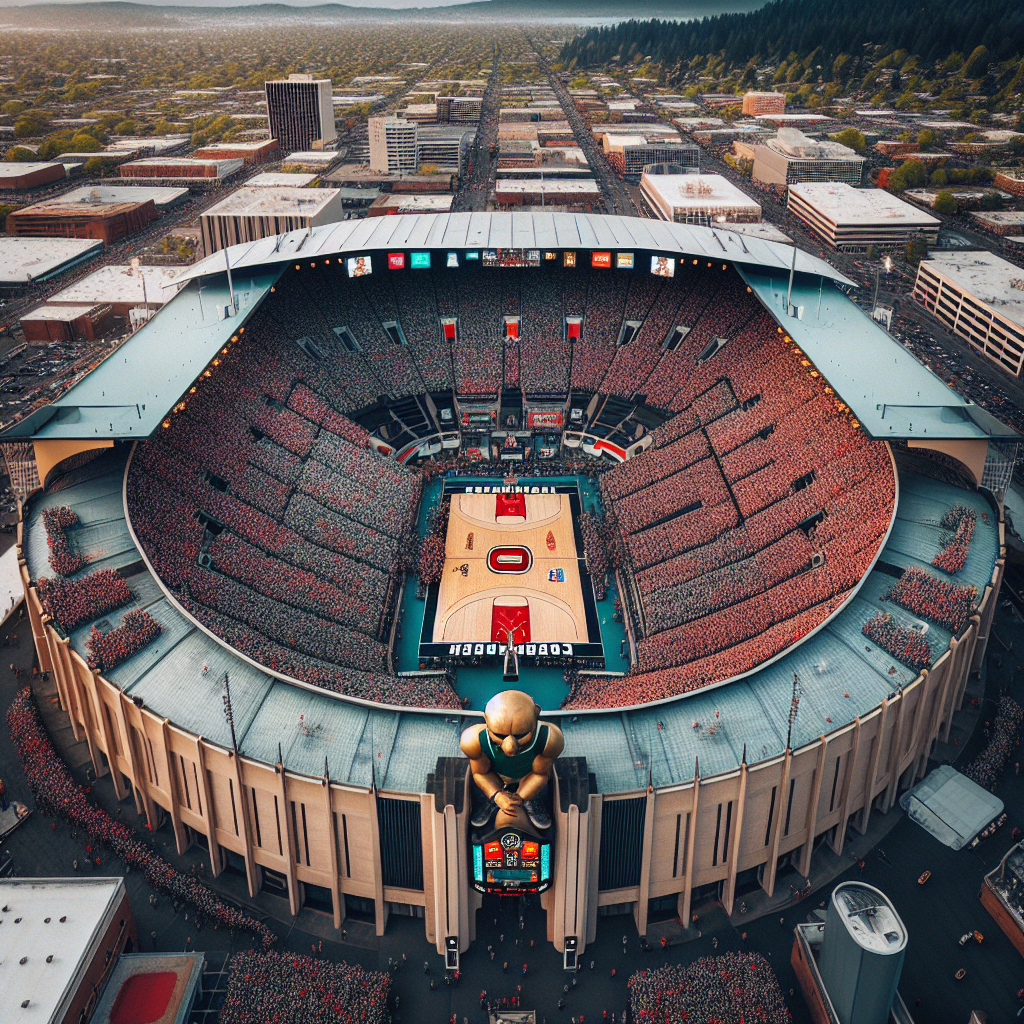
top-left (115, 262), bottom-right (907, 710)
top-left (566, 304), bottom-right (895, 708)
top-left (8, 687), bottom-right (276, 948)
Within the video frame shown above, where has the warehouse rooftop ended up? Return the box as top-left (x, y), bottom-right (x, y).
top-left (788, 183), bottom-right (941, 228)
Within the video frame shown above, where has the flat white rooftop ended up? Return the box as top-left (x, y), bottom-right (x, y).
top-left (641, 173), bottom-right (762, 213)
top-left (284, 151), bottom-right (340, 165)
top-left (374, 194), bottom-right (455, 211)
top-left (788, 183), bottom-right (940, 228)
top-left (919, 251), bottom-right (1024, 331)
top-left (28, 185), bottom-right (190, 211)
top-left (202, 186), bottom-right (340, 218)
top-left (48, 264), bottom-right (184, 306)
top-left (248, 172), bottom-right (320, 188)
top-left (23, 303), bottom-right (102, 321)
top-left (0, 161), bottom-right (62, 179)
top-left (0, 877), bottom-right (124, 1024)
top-left (755, 112), bottom-right (833, 122)
top-left (496, 180), bottom-right (601, 194)
top-left (0, 238), bottom-right (102, 284)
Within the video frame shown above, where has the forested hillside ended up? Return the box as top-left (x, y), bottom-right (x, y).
top-left (560, 0), bottom-right (1023, 69)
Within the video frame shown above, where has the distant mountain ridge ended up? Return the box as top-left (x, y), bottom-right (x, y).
top-left (0, 0), bottom-right (764, 27)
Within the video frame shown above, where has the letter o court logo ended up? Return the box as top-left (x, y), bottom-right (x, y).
top-left (487, 545), bottom-right (533, 574)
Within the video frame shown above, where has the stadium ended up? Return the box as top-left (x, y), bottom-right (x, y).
top-left (5, 212), bottom-right (1015, 959)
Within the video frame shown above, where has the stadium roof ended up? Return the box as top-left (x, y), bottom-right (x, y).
top-left (6, 213), bottom-right (1015, 444)
top-left (173, 212), bottom-right (852, 287)
top-left (740, 265), bottom-right (1018, 440)
top-left (20, 449), bottom-right (1001, 793)
top-left (4, 270), bottom-right (278, 439)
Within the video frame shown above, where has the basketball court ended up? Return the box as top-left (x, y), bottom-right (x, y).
top-left (433, 491), bottom-right (590, 646)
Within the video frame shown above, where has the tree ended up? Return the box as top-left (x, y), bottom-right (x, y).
top-left (13, 117), bottom-right (42, 138)
top-left (930, 167), bottom-right (949, 186)
top-left (114, 119), bottom-right (137, 136)
top-left (932, 190), bottom-right (957, 214)
top-left (916, 128), bottom-right (936, 151)
top-left (830, 127), bottom-right (865, 153)
top-left (69, 133), bottom-right (102, 153)
top-left (1, 99), bottom-right (27, 115)
top-left (888, 158), bottom-right (927, 192)
top-left (961, 44), bottom-right (989, 79)
top-left (905, 235), bottom-right (929, 263)
top-left (5, 146), bottom-right (36, 162)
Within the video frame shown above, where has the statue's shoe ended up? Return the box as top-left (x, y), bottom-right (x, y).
top-left (524, 799), bottom-right (551, 831)
top-left (470, 796), bottom-right (497, 828)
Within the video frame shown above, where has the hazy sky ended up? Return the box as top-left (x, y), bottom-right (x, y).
top-left (0, 0), bottom-right (749, 10)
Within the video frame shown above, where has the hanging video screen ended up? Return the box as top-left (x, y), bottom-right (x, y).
top-left (347, 255), bottom-right (372, 277)
top-left (482, 248), bottom-right (542, 268)
top-left (651, 255), bottom-right (676, 278)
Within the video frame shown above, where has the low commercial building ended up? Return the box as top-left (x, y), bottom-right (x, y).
top-left (20, 303), bottom-right (115, 344)
top-left (7, 195), bottom-right (157, 246)
top-left (199, 186), bottom-right (344, 254)
top-left (755, 112), bottom-right (834, 128)
top-left (494, 179), bottom-right (601, 210)
top-left (971, 211), bottom-right (1024, 237)
top-left (0, 237), bottom-right (102, 291)
top-left (751, 128), bottom-right (865, 187)
top-left (742, 91), bottom-right (785, 115)
top-left (0, 162), bottom-right (66, 190)
top-left (994, 169), bottom-right (1024, 198)
top-left (367, 193), bottom-right (455, 216)
top-left (192, 139), bottom-right (280, 165)
top-left (119, 156), bottom-right (244, 186)
top-left (46, 264), bottom-right (183, 317)
top-left (787, 183), bottom-right (939, 250)
top-left (51, 184), bottom-right (191, 212)
top-left (640, 172), bottom-right (761, 224)
top-left (913, 251), bottom-right (1024, 377)
top-left (0, 878), bottom-right (137, 1024)
top-left (282, 151), bottom-right (343, 172)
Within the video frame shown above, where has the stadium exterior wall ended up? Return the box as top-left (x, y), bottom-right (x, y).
top-left (17, 499), bottom-right (1004, 953)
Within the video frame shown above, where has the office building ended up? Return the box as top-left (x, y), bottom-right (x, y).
top-left (369, 118), bottom-right (472, 176)
top-left (369, 116), bottom-right (418, 174)
top-left (742, 91), bottom-right (785, 115)
top-left (751, 128), bottom-right (865, 187)
top-left (199, 186), bottom-right (344, 255)
top-left (437, 95), bottom-right (483, 123)
top-left (265, 74), bottom-right (336, 153)
top-left (787, 183), bottom-right (939, 250)
top-left (415, 126), bottom-right (473, 175)
top-left (640, 172), bottom-right (761, 224)
top-left (600, 135), bottom-right (700, 184)
top-left (913, 251), bottom-right (1024, 377)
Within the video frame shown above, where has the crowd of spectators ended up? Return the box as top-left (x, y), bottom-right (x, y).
top-left (932, 504), bottom-right (977, 575)
top-left (962, 695), bottom-right (1023, 791)
top-left (578, 510), bottom-right (611, 600)
top-left (519, 272), bottom-right (570, 393)
top-left (861, 612), bottom-right (932, 672)
top-left (7, 687), bottom-right (276, 948)
top-left (218, 950), bottom-right (390, 1024)
top-left (571, 297), bottom-right (895, 707)
top-left (37, 569), bottom-right (132, 632)
top-left (42, 505), bottom-right (86, 576)
top-left (886, 566), bottom-right (977, 634)
top-left (87, 609), bottom-right (162, 672)
top-left (628, 953), bottom-right (791, 1024)
top-left (417, 498), bottom-right (450, 587)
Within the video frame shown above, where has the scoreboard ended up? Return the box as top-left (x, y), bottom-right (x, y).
top-left (471, 826), bottom-right (552, 894)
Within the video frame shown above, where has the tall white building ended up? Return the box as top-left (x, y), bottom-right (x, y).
top-left (369, 116), bottom-right (418, 174)
top-left (265, 74), bottom-right (336, 154)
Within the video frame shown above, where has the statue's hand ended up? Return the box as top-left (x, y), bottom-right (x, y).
top-left (494, 791), bottom-right (522, 812)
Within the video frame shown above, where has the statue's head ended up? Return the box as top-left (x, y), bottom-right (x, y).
top-left (483, 690), bottom-right (541, 759)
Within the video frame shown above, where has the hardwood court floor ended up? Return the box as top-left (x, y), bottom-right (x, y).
top-left (433, 492), bottom-right (589, 644)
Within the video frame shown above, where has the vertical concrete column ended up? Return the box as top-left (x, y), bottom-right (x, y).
top-left (678, 764), bottom-right (700, 924)
top-left (722, 758), bottom-right (748, 914)
top-left (763, 749), bottom-right (792, 897)
top-left (548, 757), bottom-right (593, 954)
top-left (797, 738), bottom-right (827, 880)
top-left (633, 786), bottom-right (656, 938)
top-left (831, 718), bottom-right (861, 856)
top-left (274, 761), bottom-right (301, 916)
top-left (858, 699), bottom-right (888, 834)
top-left (160, 719), bottom-right (188, 855)
top-left (194, 738), bottom-right (222, 879)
